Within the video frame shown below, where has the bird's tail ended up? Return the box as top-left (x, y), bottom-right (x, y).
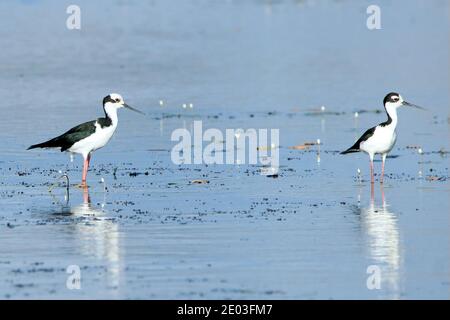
top-left (27, 138), bottom-right (61, 150)
top-left (340, 146), bottom-right (360, 155)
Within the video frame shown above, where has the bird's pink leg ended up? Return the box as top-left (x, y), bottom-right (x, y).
top-left (370, 159), bottom-right (374, 184)
top-left (381, 154), bottom-right (387, 184)
top-left (81, 159), bottom-right (88, 187)
top-left (81, 154), bottom-right (91, 187)
top-left (370, 181), bottom-right (375, 202)
top-left (82, 186), bottom-right (90, 203)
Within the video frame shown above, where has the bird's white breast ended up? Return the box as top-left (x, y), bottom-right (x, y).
top-left (69, 122), bottom-right (117, 158)
top-left (361, 126), bottom-right (397, 155)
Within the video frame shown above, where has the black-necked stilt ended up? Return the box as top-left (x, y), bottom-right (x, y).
top-left (28, 93), bottom-right (144, 187)
top-left (341, 92), bottom-right (424, 184)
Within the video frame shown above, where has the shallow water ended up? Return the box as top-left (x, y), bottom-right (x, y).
top-left (0, 0), bottom-right (449, 299)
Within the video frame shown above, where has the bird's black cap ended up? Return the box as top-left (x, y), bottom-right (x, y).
top-left (383, 92), bottom-right (400, 105)
top-left (103, 95), bottom-right (115, 105)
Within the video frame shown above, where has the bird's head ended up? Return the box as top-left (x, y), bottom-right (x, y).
top-left (102, 93), bottom-right (145, 115)
top-left (383, 92), bottom-right (424, 110)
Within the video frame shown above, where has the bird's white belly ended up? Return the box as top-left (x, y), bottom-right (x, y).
top-left (361, 127), bottom-right (396, 155)
top-left (69, 124), bottom-right (116, 157)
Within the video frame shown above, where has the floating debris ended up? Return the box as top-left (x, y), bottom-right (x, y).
top-left (257, 144), bottom-right (277, 151)
top-left (129, 171), bottom-right (149, 177)
top-left (438, 148), bottom-right (449, 155)
top-left (289, 140), bottom-right (322, 150)
top-left (289, 144), bottom-right (309, 150)
top-left (303, 105), bottom-right (345, 116)
top-left (304, 110), bottom-right (344, 116)
top-left (355, 109), bottom-right (384, 114)
top-left (426, 175), bottom-right (447, 182)
top-left (406, 145), bottom-right (422, 149)
top-left (190, 179), bottom-right (210, 184)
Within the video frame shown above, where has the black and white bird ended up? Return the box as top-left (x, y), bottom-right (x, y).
top-left (28, 93), bottom-right (144, 187)
top-left (341, 92), bottom-right (424, 184)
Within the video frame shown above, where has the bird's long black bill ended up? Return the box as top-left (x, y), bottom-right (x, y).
top-left (124, 103), bottom-right (145, 115)
top-left (403, 101), bottom-right (426, 110)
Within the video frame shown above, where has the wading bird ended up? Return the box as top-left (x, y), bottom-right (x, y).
top-left (28, 93), bottom-right (144, 187)
top-left (341, 92), bottom-right (424, 184)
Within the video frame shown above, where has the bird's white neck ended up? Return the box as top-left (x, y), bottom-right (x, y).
top-left (384, 104), bottom-right (398, 129)
top-left (104, 104), bottom-right (119, 126)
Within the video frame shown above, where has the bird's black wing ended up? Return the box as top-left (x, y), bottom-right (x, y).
top-left (57, 120), bottom-right (99, 151)
top-left (340, 126), bottom-right (376, 154)
top-left (61, 120), bottom-right (97, 136)
top-left (28, 120), bottom-right (97, 151)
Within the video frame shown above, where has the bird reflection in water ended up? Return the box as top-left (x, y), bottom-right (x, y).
top-left (357, 184), bottom-right (402, 298)
top-left (51, 186), bottom-right (121, 292)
